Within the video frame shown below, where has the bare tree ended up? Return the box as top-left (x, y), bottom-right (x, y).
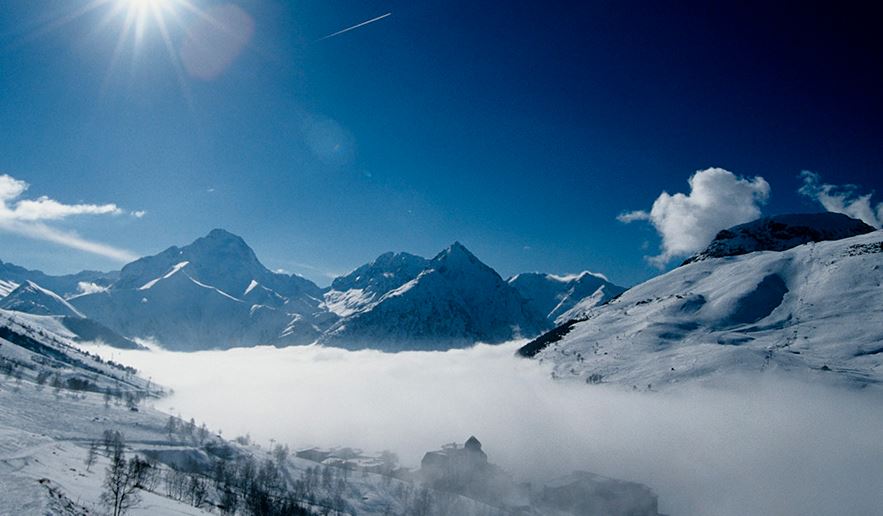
top-left (188, 473), bottom-right (208, 507)
top-left (101, 439), bottom-right (142, 516)
top-left (272, 443), bottom-right (290, 469)
top-left (164, 416), bottom-right (177, 440)
top-left (85, 441), bottom-right (98, 472)
top-left (197, 423), bottom-right (209, 444)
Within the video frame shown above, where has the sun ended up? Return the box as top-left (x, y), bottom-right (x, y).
top-left (109, 0), bottom-right (185, 48)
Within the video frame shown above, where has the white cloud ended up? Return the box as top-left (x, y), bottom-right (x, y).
top-left (799, 171), bottom-right (883, 228)
top-left (0, 174), bottom-right (139, 262)
top-left (77, 281), bottom-right (109, 295)
top-left (619, 167), bottom-right (770, 266)
top-left (131, 210), bottom-right (147, 218)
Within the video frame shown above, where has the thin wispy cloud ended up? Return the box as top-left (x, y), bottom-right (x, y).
top-left (318, 12), bottom-right (391, 41)
top-left (281, 260), bottom-right (342, 279)
top-left (0, 174), bottom-right (138, 262)
top-left (799, 171), bottom-right (883, 228)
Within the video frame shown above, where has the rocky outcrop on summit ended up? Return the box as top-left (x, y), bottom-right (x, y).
top-left (685, 212), bottom-right (874, 264)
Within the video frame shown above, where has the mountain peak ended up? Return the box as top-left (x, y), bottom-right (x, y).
top-left (205, 228), bottom-right (243, 241)
top-left (434, 241), bottom-right (478, 263)
top-left (196, 228), bottom-right (252, 251)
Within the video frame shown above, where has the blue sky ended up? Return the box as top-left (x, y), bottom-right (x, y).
top-left (1, 0), bottom-right (881, 286)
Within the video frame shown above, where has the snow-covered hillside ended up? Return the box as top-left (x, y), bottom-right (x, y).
top-left (320, 243), bottom-right (550, 350)
top-left (508, 271), bottom-right (626, 324)
top-left (520, 216), bottom-right (883, 389)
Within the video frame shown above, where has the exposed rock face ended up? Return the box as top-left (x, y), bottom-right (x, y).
top-left (685, 212), bottom-right (875, 264)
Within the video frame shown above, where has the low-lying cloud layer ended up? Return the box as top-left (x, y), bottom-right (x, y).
top-left (90, 342), bottom-right (883, 516)
top-left (800, 171), bottom-right (883, 228)
top-left (0, 174), bottom-right (138, 262)
top-left (619, 168), bottom-right (770, 266)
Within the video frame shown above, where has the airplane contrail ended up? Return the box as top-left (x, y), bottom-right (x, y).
top-left (318, 12), bottom-right (391, 41)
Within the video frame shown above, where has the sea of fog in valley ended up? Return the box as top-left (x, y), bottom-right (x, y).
top-left (81, 341), bottom-right (883, 516)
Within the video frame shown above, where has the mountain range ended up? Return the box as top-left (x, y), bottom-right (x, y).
top-left (0, 230), bottom-right (623, 351)
top-left (3, 211), bottom-right (878, 369)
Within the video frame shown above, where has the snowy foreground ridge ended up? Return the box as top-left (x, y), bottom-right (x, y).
top-left (520, 214), bottom-right (883, 388)
top-left (0, 309), bottom-right (660, 515)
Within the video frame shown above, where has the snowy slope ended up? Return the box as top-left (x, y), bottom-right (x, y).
top-left (0, 279), bottom-right (18, 297)
top-left (509, 271), bottom-right (626, 324)
top-left (520, 224), bottom-right (883, 388)
top-left (0, 311), bottom-right (461, 515)
top-left (321, 243), bottom-right (551, 350)
top-left (0, 281), bottom-right (85, 318)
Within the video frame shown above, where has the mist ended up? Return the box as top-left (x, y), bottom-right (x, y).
top-left (86, 341), bottom-right (883, 516)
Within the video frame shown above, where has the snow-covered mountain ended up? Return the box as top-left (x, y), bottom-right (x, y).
top-left (112, 229), bottom-right (323, 301)
top-left (68, 229), bottom-right (327, 351)
top-left (519, 213), bottom-right (883, 389)
top-left (321, 243), bottom-right (551, 350)
top-left (1, 231), bottom-right (618, 351)
top-left (508, 271), bottom-right (626, 324)
top-left (0, 281), bottom-right (85, 318)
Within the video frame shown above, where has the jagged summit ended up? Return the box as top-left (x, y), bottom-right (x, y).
top-left (433, 241), bottom-right (480, 264)
top-left (431, 242), bottom-right (505, 282)
top-left (685, 212), bottom-right (876, 264)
